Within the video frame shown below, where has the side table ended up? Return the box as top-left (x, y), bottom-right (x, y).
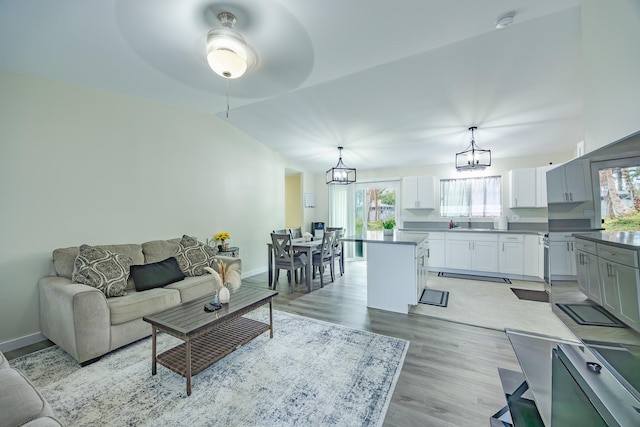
top-left (217, 246), bottom-right (239, 258)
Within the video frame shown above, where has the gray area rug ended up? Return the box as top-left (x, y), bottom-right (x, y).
top-left (11, 309), bottom-right (408, 426)
top-left (556, 303), bottom-right (627, 328)
top-left (438, 271), bottom-right (512, 284)
top-left (419, 288), bottom-right (449, 307)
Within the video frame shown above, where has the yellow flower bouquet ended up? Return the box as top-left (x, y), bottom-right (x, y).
top-left (215, 231), bottom-right (231, 244)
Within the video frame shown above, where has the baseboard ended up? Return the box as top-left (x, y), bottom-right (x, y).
top-left (242, 266), bottom-right (267, 278)
top-left (0, 332), bottom-right (47, 353)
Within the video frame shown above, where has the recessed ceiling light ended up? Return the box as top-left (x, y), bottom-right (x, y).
top-left (495, 13), bottom-right (515, 29)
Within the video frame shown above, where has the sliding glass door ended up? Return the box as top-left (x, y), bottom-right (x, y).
top-left (353, 180), bottom-right (399, 259)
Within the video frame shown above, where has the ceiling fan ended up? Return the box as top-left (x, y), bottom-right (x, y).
top-left (114, 0), bottom-right (314, 101)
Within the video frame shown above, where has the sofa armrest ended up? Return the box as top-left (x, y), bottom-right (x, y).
top-left (213, 255), bottom-right (241, 272)
top-left (39, 276), bottom-right (111, 364)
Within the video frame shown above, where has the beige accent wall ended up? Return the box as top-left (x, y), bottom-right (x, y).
top-left (285, 173), bottom-right (302, 228)
top-left (582, 0), bottom-right (640, 153)
top-left (0, 70), bottom-right (318, 348)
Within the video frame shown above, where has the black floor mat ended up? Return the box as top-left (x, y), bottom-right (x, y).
top-left (556, 304), bottom-right (627, 327)
top-left (419, 288), bottom-right (449, 307)
top-left (511, 288), bottom-right (549, 302)
top-left (438, 271), bottom-right (511, 284)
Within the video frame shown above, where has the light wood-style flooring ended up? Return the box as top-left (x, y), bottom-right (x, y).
top-left (246, 260), bottom-right (522, 426)
top-left (8, 260), bottom-right (524, 426)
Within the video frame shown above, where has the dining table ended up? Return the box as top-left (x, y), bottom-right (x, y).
top-left (267, 238), bottom-right (322, 292)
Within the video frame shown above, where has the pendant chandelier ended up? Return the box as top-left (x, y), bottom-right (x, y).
top-left (326, 147), bottom-right (356, 185)
top-left (455, 126), bottom-right (491, 171)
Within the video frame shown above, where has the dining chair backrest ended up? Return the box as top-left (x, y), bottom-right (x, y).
top-left (289, 226), bottom-right (302, 239)
top-left (331, 228), bottom-right (344, 252)
top-left (273, 229), bottom-right (288, 235)
top-left (318, 230), bottom-right (335, 260)
top-left (271, 233), bottom-right (294, 263)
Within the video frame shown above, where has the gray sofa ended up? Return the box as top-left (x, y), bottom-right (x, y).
top-left (0, 350), bottom-right (62, 427)
top-left (39, 237), bottom-right (240, 365)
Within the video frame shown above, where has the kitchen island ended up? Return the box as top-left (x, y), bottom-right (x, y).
top-left (343, 231), bottom-right (428, 314)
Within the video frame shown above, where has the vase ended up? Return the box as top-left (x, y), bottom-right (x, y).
top-left (218, 244), bottom-right (223, 252)
top-left (219, 286), bottom-right (230, 304)
top-left (383, 229), bottom-right (394, 236)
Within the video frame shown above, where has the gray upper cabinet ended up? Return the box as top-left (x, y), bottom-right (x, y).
top-left (546, 160), bottom-right (591, 203)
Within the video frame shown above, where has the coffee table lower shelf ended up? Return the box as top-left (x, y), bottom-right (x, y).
top-left (157, 317), bottom-right (270, 379)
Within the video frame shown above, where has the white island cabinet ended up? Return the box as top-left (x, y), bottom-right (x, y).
top-left (343, 231), bottom-right (428, 314)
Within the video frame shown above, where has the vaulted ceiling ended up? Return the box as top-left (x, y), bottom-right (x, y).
top-left (0, 0), bottom-right (583, 173)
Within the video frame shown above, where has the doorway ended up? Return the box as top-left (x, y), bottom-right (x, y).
top-left (285, 171), bottom-right (302, 229)
top-left (354, 180), bottom-right (399, 258)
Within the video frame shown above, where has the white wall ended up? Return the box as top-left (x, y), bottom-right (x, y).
top-left (314, 151), bottom-right (573, 226)
top-left (582, 0), bottom-right (640, 153)
top-left (0, 70), bottom-right (313, 347)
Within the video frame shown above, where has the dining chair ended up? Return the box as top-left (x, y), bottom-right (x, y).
top-left (271, 232), bottom-right (308, 289)
top-left (312, 230), bottom-right (335, 288)
top-left (326, 227), bottom-right (345, 276)
top-left (288, 226), bottom-right (302, 239)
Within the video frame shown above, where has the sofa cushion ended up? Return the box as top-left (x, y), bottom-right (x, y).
top-left (53, 244), bottom-right (144, 280)
top-left (130, 257), bottom-right (185, 292)
top-left (174, 235), bottom-right (216, 277)
top-left (0, 368), bottom-right (56, 427)
top-left (141, 238), bottom-right (181, 264)
top-left (107, 288), bottom-right (181, 325)
top-left (165, 275), bottom-right (216, 302)
top-left (72, 245), bottom-right (132, 297)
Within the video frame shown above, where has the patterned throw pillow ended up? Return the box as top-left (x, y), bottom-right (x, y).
top-left (72, 244), bottom-right (133, 297)
top-left (174, 235), bottom-right (216, 276)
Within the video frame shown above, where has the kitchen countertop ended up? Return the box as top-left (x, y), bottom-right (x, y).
top-left (343, 230), bottom-right (428, 245)
top-left (573, 231), bottom-right (640, 250)
top-left (398, 228), bottom-right (545, 235)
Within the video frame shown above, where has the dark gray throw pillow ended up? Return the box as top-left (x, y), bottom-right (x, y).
top-left (130, 257), bottom-right (185, 292)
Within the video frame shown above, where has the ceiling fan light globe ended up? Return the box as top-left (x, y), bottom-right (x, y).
top-left (206, 28), bottom-right (248, 78)
top-left (207, 49), bottom-right (247, 78)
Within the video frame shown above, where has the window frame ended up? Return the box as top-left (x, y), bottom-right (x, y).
top-left (439, 175), bottom-right (503, 218)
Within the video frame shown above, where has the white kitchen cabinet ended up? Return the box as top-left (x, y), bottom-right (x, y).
top-left (535, 165), bottom-right (554, 208)
top-left (445, 233), bottom-right (498, 273)
top-left (473, 240), bottom-right (499, 272)
top-left (499, 234), bottom-right (524, 275)
top-left (416, 239), bottom-right (429, 300)
top-left (575, 239), bottom-right (601, 304)
top-left (523, 234), bottom-right (541, 278)
top-left (509, 169), bottom-right (537, 208)
top-left (549, 234), bottom-right (576, 278)
top-left (427, 232), bottom-right (445, 270)
top-left (445, 238), bottom-right (472, 270)
top-left (402, 175), bottom-right (435, 209)
top-left (597, 243), bottom-right (640, 330)
top-left (546, 160), bottom-right (591, 204)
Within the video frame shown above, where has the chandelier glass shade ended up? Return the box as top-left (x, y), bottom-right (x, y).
top-left (326, 147), bottom-right (356, 185)
top-left (206, 13), bottom-right (248, 79)
top-left (455, 126), bottom-right (491, 171)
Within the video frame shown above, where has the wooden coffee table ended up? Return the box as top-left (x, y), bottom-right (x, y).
top-left (143, 285), bottom-right (278, 396)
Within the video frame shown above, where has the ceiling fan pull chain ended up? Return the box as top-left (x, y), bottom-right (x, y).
top-left (226, 78), bottom-right (230, 119)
